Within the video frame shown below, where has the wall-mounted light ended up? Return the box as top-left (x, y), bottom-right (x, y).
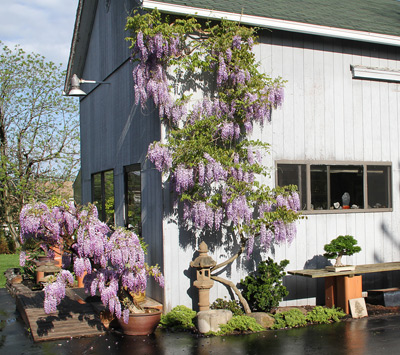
top-left (66, 74), bottom-right (110, 96)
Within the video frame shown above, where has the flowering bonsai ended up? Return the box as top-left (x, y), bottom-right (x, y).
top-left (323, 235), bottom-right (361, 267)
top-left (19, 201), bottom-right (164, 323)
top-left (125, 10), bottom-right (302, 313)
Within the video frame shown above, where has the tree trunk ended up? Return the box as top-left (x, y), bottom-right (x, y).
top-left (211, 275), bottom-right (251, 314)
top-left (335, 254), bottom-right (343, 267)
top-left (210, 240), bottom-right (251, 314)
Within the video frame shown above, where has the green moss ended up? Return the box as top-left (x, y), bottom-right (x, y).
top-left (210, 298), bottom-right (244, 316)
top-left (306, 306), bottom-right (346, 324)
top-left (217, 315), bottom-right (265, 335)
top-left (271, 309), bottom-right (307, 329)
top-left (160, 305), bottom-right (197, 331)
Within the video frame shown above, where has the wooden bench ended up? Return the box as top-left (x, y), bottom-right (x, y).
top-left (288, 262), bottom-right (400, 313)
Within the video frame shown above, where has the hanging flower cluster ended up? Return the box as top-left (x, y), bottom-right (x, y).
top-left (19, 202), bottom-right (163, 322)
top-left (126, 10), bottom-right (301, 259)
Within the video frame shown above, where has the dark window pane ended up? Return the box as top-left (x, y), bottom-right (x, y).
top-left (368, 166), bottom-right (391, 208)
top-left (104, 170), bottom-right (114, 225)
top-left (125, 165), bottom-right (141, 235)
top-left (277, 164), bottom-right (307, 210)
top-left (330, 165), bottom-right (363, 209)
top-left (311, 165), bottom-right (328, 210)
top-left (92, 170), bottom-right (114, 225)
top-left (93, 173), bottom-right (103, 218)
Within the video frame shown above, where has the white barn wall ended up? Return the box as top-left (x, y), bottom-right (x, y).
top-left (162, 30), bottom-right (400, 310)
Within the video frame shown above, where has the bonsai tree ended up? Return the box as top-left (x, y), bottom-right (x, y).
top-left (19, 202), bottom-right (164, 324)
top-left (125, 9), bottom-right (302, 314)
top-left (323, 235), bottom-right (361, 267)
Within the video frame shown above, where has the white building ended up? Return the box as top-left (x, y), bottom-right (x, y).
top-left (65, 0), bottom-right (400, 311)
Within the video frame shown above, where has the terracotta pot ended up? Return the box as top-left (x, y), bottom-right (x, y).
top-left (76, 272), bottom-right (87, 288)
top-left (119, 309), bottom-right (162, 335)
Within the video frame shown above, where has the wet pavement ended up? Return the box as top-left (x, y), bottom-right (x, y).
top-left (1, 288), bottom-right (400, 355)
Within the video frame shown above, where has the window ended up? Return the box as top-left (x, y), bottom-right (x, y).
top-left (92, 170), bottom-right (114, 225)
top-left (124, 164), bottom-right (141, 236)
top-left (277, 162), bottom-right (392, 213)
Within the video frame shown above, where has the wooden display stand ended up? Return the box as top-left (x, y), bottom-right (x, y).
top-left (325, 275), bottom-right (362, 313)
top-left (288, 262), bottom-right (400, 314)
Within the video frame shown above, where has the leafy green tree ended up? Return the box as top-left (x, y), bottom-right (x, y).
top-left (0, 42), bottom-right (79, 246)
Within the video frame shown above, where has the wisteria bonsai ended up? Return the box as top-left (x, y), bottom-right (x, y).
top-left (19, 202), bottom-right (164, 323)
top-left (125, 10), bottom-right (301, 313)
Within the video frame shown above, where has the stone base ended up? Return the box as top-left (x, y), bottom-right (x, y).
top-left (366, 288), bottom-right (400, 307)
top-left (196, 310), bottom-right (232, 333)
top-left (247, 312), bottom-right (275, 328)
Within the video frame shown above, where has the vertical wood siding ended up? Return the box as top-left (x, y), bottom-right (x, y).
top-left (79, 0), bottom-right (164, 303)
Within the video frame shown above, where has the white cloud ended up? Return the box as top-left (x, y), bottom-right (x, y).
top-left (0, 0), bottom-right (79, 68)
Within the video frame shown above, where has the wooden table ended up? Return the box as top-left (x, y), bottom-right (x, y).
top-left (288, 262), bottom-right (400, 313)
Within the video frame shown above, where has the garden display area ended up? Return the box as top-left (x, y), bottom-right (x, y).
top-left (3, 245), bottom-right (400, 343)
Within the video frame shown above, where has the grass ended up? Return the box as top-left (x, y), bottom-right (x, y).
top-left (0, 254), bottom-right (20, 288)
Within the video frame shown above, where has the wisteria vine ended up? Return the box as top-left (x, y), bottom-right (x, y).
top-left (19, 202), bottom-right (164, 322)
top-left (126, 10), bottom-right (301, 258)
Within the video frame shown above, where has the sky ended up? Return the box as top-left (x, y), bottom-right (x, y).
top-left (0, 0), bottom-right (79, 69)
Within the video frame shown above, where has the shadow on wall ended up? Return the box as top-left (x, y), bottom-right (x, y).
top-left (370, 160), bottom-right (400, 290)
top-left (283, 255), bottom-right (331, 305)
top-left (163, 190), bottom-right (270, 308)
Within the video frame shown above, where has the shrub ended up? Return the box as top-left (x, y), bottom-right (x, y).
top-left (218, 315), bottom-right (265, 335)
top-left (305, 306), bottom-right (346, 324)
top-left (160, 305), bottom-right (197, 331)
top-left (239, 257), bottom-right (289, 312)
top-left (0, 236), bottom-right (10, 254)
top-left (271, 309), bottom-right (307, 329)
top-left (210, 298), bottom-right (244, 316)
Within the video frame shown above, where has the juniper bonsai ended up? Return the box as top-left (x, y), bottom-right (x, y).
top-left (323, 235), bottom-right (361, 267)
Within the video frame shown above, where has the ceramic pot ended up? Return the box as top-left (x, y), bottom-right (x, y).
top-left (119, 309), bottom-right (162, 335)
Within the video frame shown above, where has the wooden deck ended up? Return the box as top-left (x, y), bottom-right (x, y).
top-left (7, 282), bottom-right (106, 342)
top-left (288, 262), bottom-right (400, 278)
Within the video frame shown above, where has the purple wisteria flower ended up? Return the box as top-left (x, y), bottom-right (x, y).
top-left (19, 202), bottom-right (164, 322)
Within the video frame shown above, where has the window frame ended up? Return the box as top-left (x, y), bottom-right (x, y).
top-left (91, 169), bottom-right (115, 224)
top-left (276, 160), bottom-right (392, 214)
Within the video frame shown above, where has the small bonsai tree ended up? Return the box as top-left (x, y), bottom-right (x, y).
top-left (323, 235), bottom-right (361, 266)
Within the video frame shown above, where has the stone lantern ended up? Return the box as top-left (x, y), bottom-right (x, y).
top-left (190, 241), bottom-right (216, 311)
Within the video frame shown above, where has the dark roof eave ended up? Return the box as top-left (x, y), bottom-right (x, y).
top-left (64, 0), bottom-right (99, 95)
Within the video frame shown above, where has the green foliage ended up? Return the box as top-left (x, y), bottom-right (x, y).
top-left (210, 297), bottom-right (244, 316)
top-left (271, 309), bottom-right (307, 329)
top-left (0, 41), bottom-right (79, 246)
top-left (218, 315), bottom-right (265, 335)
top-left (324, 235), bottom-right (361, 260)
top-left (159, 305), bottom-right (197, 331)
top-left (239, 257), bottom-right (289, 312)
top-left (305, 306), bottom-right (346, 324)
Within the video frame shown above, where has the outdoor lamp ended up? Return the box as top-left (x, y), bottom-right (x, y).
top-left (67, 74), bottom-right (110, 96)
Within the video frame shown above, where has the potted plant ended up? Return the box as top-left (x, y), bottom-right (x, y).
top-left (323, 235), bottom-right (361, 272)
top-left (19, 202), bottom-right (164, 335)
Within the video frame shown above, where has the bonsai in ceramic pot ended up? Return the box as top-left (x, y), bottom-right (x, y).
top-left (323, 235), bottom-right (361, 272)
top-left (19, 202), bottom-right (164, 334)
